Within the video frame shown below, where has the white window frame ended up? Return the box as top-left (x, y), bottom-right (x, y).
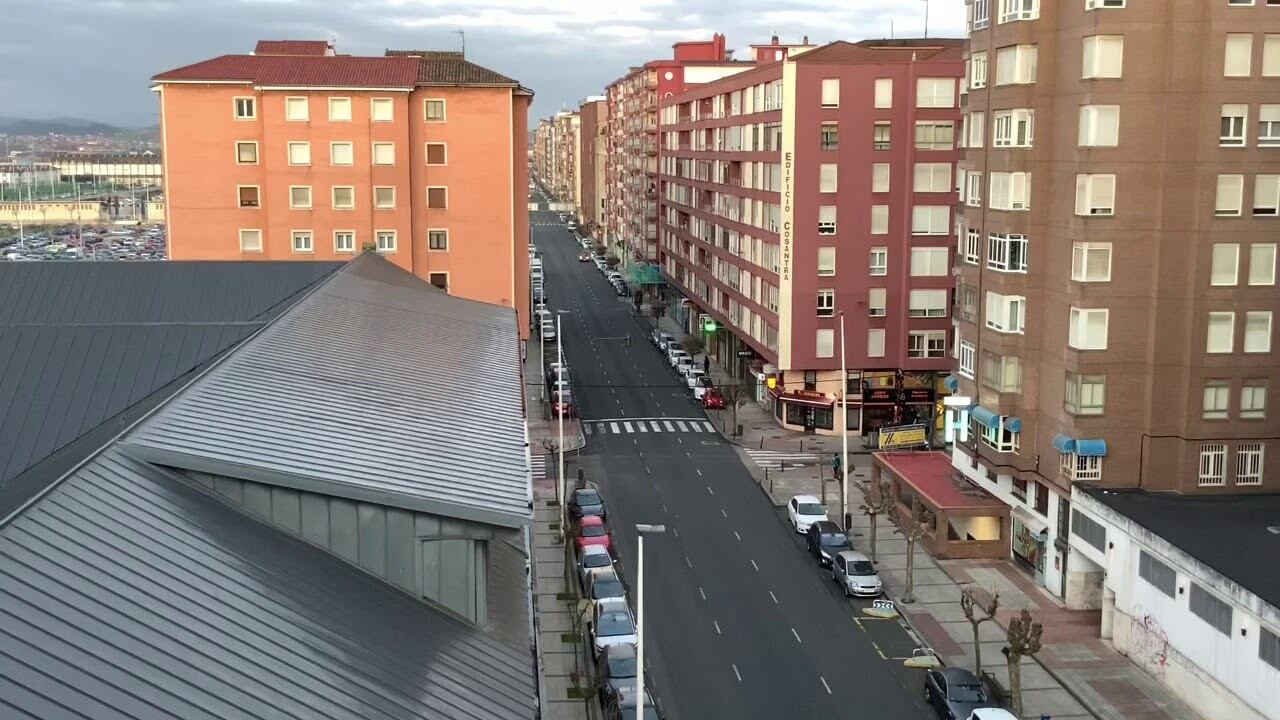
top-left (964, 229), bottom-right (982, 265)
top-left (916, 78), bottom-right (956, 109)
top-left (987, 233), bottom-right (1029, 273)
top-left (371, 97), bottom-right (394, 122)
top-left (284, 96), bottom-right (309, 122)
top-left (970, 52), bottom-right (988, 89)
top-left (821, 78), bottom-right (840, 108)
top-left (334, 230), bottom-right (355, 253)
top-left (1068, 307), bottom-right (1110, 350)
top-left (981, 417), bottom-right (1021, 454)
top-left (1236, 444), bottom-right (1265, 485)
top-left (1253, 174), bottom-right (1280, 215)
top-left (995, 45), bottom-right (1038, 85)
top-left (330, 141), bottom-right (354, 166)
top-left (425, 142), bottom-right (448, 166)
top-left (1082, 35), bottom-right (1124, 79)
top-left (1074, 174), bottom-right (1116, 216)
top-left (907, 330), bottom-right (947, 359)
top-left (870, 246), bottom-right (888, 276)
top-left (233, 96), bottom-right (256, 120)
top-left (913, 163), bottom-right (952, 193)
top-left (1250, 243), bottom-right (1277, 285)
top-left (989, 171), bottom-right (1031, 211)
top-left (867, 328), bottom-right (886, 358)
top-left (291, 230), bottom-right (314, 254)
top-left (816, 329), bottom-right (836, 358)
top-left (911, 206), bottom-right (950, 235)
top-left (372, 142), bottom-right (396, 166)
top-left (373, 186), bottom-right (397, 210)
top-left (868, 288), bottom-right (887, 317)
top-left (966, 171), bottom-right (983, 207)
top-left (993, 109), bottom-right (1035, 147)
top-left (958, 341), bottom-right (976, 378)
top-left (819, 205), bottom-right (838, 234)
top-left (909, 246), bottom-right (949, 276)
top-left (1244, 310), bottom-right (1273, 353)
top-left (872, 163), bottom-right (891, 193)
top-left (425, 98), bottom-right (447, 122)
top-left (1221, 104), bottom-right (1248, 147)
top-left (971, 0), bottom-right (991, 30)
top-left (238, 228), bottom-right (262, 252)
top-left (428, 228), bottom-right (449, 251)
top-left (375, 229), bottom-right (398, 253)
top-left (1061, 453), bottom-right (1103, 482)
top-left (1065, 372), bottom-right (1106, 415)
top-left (1085, 0), bottom-right (1125, 8)
top-left (909, 289), bottom-right (948, 318)
top-left (873, 78), bottom-right (892, 109)
top-left (819, 163), bottom-right (838, 193)
top-left (1203, 380), bottom-right (1231, 419)
top-left (235, 140), bottom-right (259, 165)
top-left (237, 184), bottom-right (260, 209)
top-left (1078, 105), bottom-right (1120, 147)
top-left (1241, 381), bottom-right (1268, 419)
top-left (998, 0), bottom-right (1039, 23)
top-left (1211, 243), bottom-right (1240, 286)
top-left (1260, 105), bottom-right (1280, 147)
top-left (287, 141), bottom-right (311, 166)
top-left (1225, 34), bottom-right (1254, 78)
top-left (967, 112), bottom-right (985, 148)
top-left (328, 97), bottom-right (353, 122)
top-left (1199, 443), bottom-right (1227, 486)
top-left (915, 121), bottom-right (955, 150)
top-left (332, 185), bottom-right (355, 210)
top-left (817, 289), bottom-right (835, 317)
top-left (1207, 311), bottom-right (1236, 353)
top-left (985, 292), bottom-right (1026, 334)
top-left (288, 185), bottom-right (312, 210)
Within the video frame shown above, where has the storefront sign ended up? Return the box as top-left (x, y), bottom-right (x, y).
top-left (905, 388), bottom-right (935, 403)
top-left (942, 395), bottom-right (972, 443)
top-left (864, 388), bottom-right (895, 404)
top-left (878, 424), bottom-right (928, 450)
top-left (737, 350), bottom-right (754, 357)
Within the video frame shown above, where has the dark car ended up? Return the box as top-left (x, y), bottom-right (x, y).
top-left (598, 642), bottom-right (638, 701)
top-left (569, 486), bottom-right (605, 520)
top-left (924, 667), bottom-right (997, 720)
top-left (805, 520), bottom-right (851, 566)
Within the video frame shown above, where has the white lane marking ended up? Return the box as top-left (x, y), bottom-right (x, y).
top-left (732, 664), bottom-right (742, 682)
top-left (707, 486), bottom-right (714, 495)
top-left (638, 422), bottom-right (647, 432)
top-left (623, 421), bottom-right (634, 432)
top-left (714, 620), bottom-right (722, 635)
top-left (791, 628), bottom-right (802, 644)
top-left (633, 438), bottom-right (638, 445)
top-left (751, 559), bottom-right (760, 572)
top-left (685, 556), bottom-right (693, 569)
top-left (675, 420), bottom-right (689, 432)
top-left (609, 422), bottom-right (621, 433)
top-left (672, 527), bottom-right (679, 538)
top-left (820, 676), bottom-right (832, 695)
top-left (720, 509), bottom-right (727, 518)
top-left (769, 591), bottom-right (778, 604)
top-left (734, 531), bottom-right (741, 541)
top-left (677, 437), bottom-right (683, 444)
top-left (650, 421), bottom-right (662, 432)
top-left (695, 468), bottom-right (703, 476)
top-left (698, 587), bottom-right (706, 600)
top-left (702, 421), bottom-right (716, 432)
top-left (646, 466), bottom-right (652, 474)
top-left (663, 420), bottom-right (676, 432)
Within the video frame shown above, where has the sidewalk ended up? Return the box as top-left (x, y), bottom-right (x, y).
top-left (525, 338), bottom-right (584, 454)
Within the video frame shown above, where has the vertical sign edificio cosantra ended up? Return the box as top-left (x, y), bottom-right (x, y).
top-left (776, 59), bottom-right (797, 371)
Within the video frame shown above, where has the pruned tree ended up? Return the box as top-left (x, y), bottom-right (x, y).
top-left (650, 299), bottom-right (668, 324)
top-left (858, 479), bottom-right (894, 563)
top-left (719, 382), bottom-right (749, 434)
top-left (1004, 609), bottom-right (1044, 717)
top-left (960, 586), bottom-right (1000, 676)
top-left (682, 334), bottom-right (705, 357)
top-left (605, 254), bottom-right (621, 269)
top-left (892, 498), bottom-right (935, 603)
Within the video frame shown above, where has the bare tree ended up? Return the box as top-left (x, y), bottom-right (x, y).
top-left (681, 334), bottom-right (705, 357)
top-left (605, 254), bottom-right (621, 269)
top-left (858, 479), bottom-right (894, 563)
top-left (650, 299), bottom-right (668, 324)
top-left (960, 586), bottom-right (1000, 676)
top-left (718, 382), bottom-right (749, 434)
top-left (892, 498), bottom-right (935, 603)
top-left (1004, 609), bottom-right (1044, 717)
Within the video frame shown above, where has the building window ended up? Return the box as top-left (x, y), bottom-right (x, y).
top-left (287, 141), bottom-right (311, 166)
top-left (867, 328), bottom-right (886, 357)
top-left (328, 97), bottom-right (352, 122)
top-left (871, 163), bottom-right (890, 192)
top-left (916, 78), bottom-right (955, 108)
top-left (1216, 174), bottom-right (1245, 216)
top-left (1261, 627), bottom-right (1280, 671)
top-left (236, 141), bottom-right (259, 164)
top-left (965, 171), bottom-right (982, 207)
top-left (959, 341), bottom-right (976, 377)
top-left (1068, 307), bottom-right (1109, 350)
top-left (1203, 380), bottom-right (1231, 419)
top-left (1260, 105), bottom-right (1280, 146)
top-left (981, 417), bottom-right (1020, 453)
top-left (870, 246), bottom-right (888, 276)
top-left (913, 163), bottom-right (951, 193)
top-left (964, 229), bottom-right (981, 264)
top-left (915, 121), bottom-right (955, 150)
top-left (989, 172), bottom-right (1031, 210)
top-left (1225, 34), bottom-right (1253, 77)
top-left (817, 246), bottom-right (836, 276)
top-left (820, 78), bottom-right (840, 107)
top-left (1242, 380), bottom-right (1268, 419)
top-left (1074, 174), bottom-right (1116, 216)
top-left (285, 96), bottom-right (309, 121)
top-left (870, 205), bottom-right (889, 235)
top-left (959, 285), bottom-right (979, 322)
top-left (427, 186), bottom-right (448, 209)
top-left (291, 230), bottom-right (313, 253)
top-left (329, 186), bottom-right (354, 210)
top-left (424, 99), bottom-right (447, 122)
top-left (911, 206), bottom-right (949, 235)
top-left (1064, 372), bottom-right (1105, 415)
top-left (816, 329), bottom-right (835, 358)
top-left (1254, 174), bottom-right (1280, 215)
top-left (1138, 551), bottom-right (1177, 598)
top-left (1200, 443), bottom-right (1228, 485)
top-left (987, 233), bottom-right (1028, 273)
top-left (1236, 443), bottom-right (1265, 485)
top-left (239, 228), bottom-right (262, 252)
top-left (426, 142), bottom-right (447, 165)
top-left (1078, 105), bottom-right (1120, 147)
top-left (334, 231), bottom-right (355, 253)
top-left (817, 289), bottom-right (835, 317)
top-left (868, 288), bottom-right (886, 317)
top-left (1072, 510), bottom-right (1106, 551)
top-left (818, 205), bottom-right (837, 235)
top-left (1251, 243), bottom-right (1277, 285)
top-left (330, 142), bottom-right (353, 166)
top-left (1033, 481), bottom-right (1049, 516)
top-left (873, 122), bottom-right (891, 150)
top-left (995, 45), bottom-right (1038, 84)
top-left (985, 292), bottom-right (1026, 333)
top-left (429, 272), bottom-right (449, 290)
top-left (237, 186), bottom-right (260, 208)
top-left (1207, 312), bottom-right (1236, 353)
top-left (1082, 35), bottom-right (1124, 78)
top-left (908, 331), bottom-right (947, 358)
top-left (1211, 243), bottom-right (1240, 286)
top-left (234, 97), bottom-right (256, 119)
top-left (992, 109), bottom-right (1035, 147)
top-left (804, 370), bottom-right (818, 391)
top-left (1221, 104), bottom-right (1248, 146)
top-left (428, 229), bottom-right (449, 251)
top-left (819, 163), bottom-right (838, 192)
top-left (1245, 310), bottom-right (1273, 352)
top-left (289, 186), bottom-right (312, 209)
top-left (998, 0), bottom-right (1039, 22)
top-left (873, 78), bottom-right (892, 108)
top-left (820, 122), bottom-right (839, 150)
top-left (1190, 584), bottom-right (1233, 636)
top-left (375, 230), bottom-right (397, 253)
top-left (373, 187), bottom-right (396, 210)
top-left (982, 352), bottom-right (1021, 393)
top-left (371, 98), bottom-right (394, 122)
top-left (909, 289), bottom-right (948, 318)
top-left (970, 51), bottom-right (987, 88)
top-left (909, 246), bottom-right (948, 276)
top-left (372, 142), bottom-right (395, 165)
top-left (1086, 0), bottom-right (1125, 7)
top-left (967, 112), bottom-right (985, 147)
top-left (971, 0), bottom-right (991, 28)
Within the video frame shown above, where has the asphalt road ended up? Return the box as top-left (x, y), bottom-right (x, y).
top-left (529, 197), bottom-right (937, 720)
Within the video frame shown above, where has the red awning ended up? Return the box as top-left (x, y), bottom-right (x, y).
top-left (771, 388), bottom-right (833, 409)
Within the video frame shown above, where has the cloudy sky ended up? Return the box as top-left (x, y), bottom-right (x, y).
top-left (4, 0), bottom-right (965, 129)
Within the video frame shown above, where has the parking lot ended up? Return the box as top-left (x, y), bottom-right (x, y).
top-left (0, 223), bottom-right (167, 262)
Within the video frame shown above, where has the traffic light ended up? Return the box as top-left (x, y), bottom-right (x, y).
top-left (702, 317), bottom-right (718, 333)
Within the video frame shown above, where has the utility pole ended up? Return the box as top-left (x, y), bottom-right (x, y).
top-left (922, 0), bottom-right (930, 38)
top-left (839, 311), bottom-right (850, 530)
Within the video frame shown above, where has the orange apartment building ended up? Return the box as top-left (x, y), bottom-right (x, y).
top-left (152, 40), bottom-right (534, 337)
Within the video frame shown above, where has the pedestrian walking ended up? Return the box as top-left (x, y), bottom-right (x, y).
top-left (703, 355), bottom-right (710, 375)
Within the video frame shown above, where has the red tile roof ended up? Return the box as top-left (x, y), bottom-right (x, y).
top-left (385, 50), bottom-right (520, 86)
top-left (874, 451), bottom-right (1009, 511)
top-left (254, 40), bottom-right (333, 56)
top-left (153, 55), bottom-right (420, 88)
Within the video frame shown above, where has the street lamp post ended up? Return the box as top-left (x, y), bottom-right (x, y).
top-left (557, 312), bottom-right (566, 540)
top-left (839, 311), bottom-right (850, 531)
top-left (635, 523), bottom-right (666, 720)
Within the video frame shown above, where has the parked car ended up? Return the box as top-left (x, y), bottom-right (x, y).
top-left (787, 495), bottom-right (828, 534)
top-left (569, 486), bottom-right (606, 521)
top-left (684, 368), bottom-right (706, 390)
top-left (693, 375), bottom-right (714, 400)
top-left (568, 221), bottom-right (578, 231)
top-left (601, 687), bottom-right (660, 720)
top-left (591, 598), bottom-right (637, 658)
top-left (805, 520), bottom-right (851, 566)
top-left (664, 342), bottom-right (685, 364)
top-left (579, 545), bottom-right (616, 591)
top-left (653, 330), bottom-right (673, 348)
top-left (613, 280), bottom-right (628, 296)
top-left (577, 515), bottom-right (613, 552)
top-left (965, 710), bottom-right (1018, 720)
top-left (923, 668), bottom-right (997, 720)
top-left (552, 394), bottom-right (576, 418)
top-left (831, 550), bottom-right (882, 597)
top-left (674, 356), bottom-right (694, 377)
top-left (703, 388), bottom-right (725, 409)
top-left (579, 252), bottom-right (592, 262)
top-left (598, 642), bottom-right (638, 700)
top-left (541, 322), bottom-right (557, 341)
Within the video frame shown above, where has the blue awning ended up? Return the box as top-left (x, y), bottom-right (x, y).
top-left (1005, 417), bottom-right (1022, 433)
top-left (1051, 433), bottom-right (1076, 453)
top-left (1076, 439), bottom-right (1108, 457)
top-left (943, 375), bottom-right (959, 393)
top-left (971, 406), bottom-right (999, 428)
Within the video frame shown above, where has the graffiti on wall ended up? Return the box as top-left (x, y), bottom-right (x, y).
top-left (1130, 604), bottom-right (1170, 678)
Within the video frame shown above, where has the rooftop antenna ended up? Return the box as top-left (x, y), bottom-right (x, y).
top-left (922, 0), bottom-right (930, 38)
top-left (454, 30), bottom-right (465, 57)
top-left (891, 19), bottom-right (895, 39)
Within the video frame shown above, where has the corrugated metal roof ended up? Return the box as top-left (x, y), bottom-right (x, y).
top-left (385, 49), bottom-right (520, 86)
top-left (254, 39), bottom-right (333, 56)
top-left (153, 54), bottom-right (420, 88)
top-left (0, 448), bottom-right (536, 719)
top-left (0, 261), bottom-right (342, 514)
top-left (124, 254), bottom-right (531, 529)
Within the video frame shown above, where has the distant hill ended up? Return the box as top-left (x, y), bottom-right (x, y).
top-left (0, 116), bottom-right (127, 135)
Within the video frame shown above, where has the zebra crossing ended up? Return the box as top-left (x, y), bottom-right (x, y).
top-left (743, 448), bottom-right (823, 471)
top-left (583, 417), bottom-right (719, 436)
top-left (531, 457), bottom-right (549, 483)
top-left (531, 221), bottom-right (566, 226)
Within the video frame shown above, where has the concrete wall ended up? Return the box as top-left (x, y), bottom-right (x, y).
top-left (0, 201), bottom-right (105, 225)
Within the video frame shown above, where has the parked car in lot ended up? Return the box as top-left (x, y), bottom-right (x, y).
top-left (805, 520), bottom-right (851, 566)
top-left (787, 495), bottom-right (828, 534)
top-left (591, 598), bottom-right (637, 658)
top-left (923, 668), bottom-right (997, 720)
top-left (684, 367), bottom-right (706, 390)
top-left (598, 642), bottom-right (638, 700)
top-left (569, 486), bottom-right (606, 521)
top-left (703, 388), bottom-right (725, 409)
top-left (579, 545), bottom-right (616, 592)
top-left (653, 330), bottom-right (673, 349)
top-left (577, 515), bottom-right (613, 552)
top-left (832, 550), bottom-right (883, 597)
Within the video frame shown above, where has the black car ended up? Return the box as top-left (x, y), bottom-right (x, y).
top-left (923, 667), bottom-right (997, 720)
top-left (805, 520), bottom-right (851, 567)
top-left (569, 486), bottom-right (605, 521)
top-left (598, 643), bottom-right (638, 701)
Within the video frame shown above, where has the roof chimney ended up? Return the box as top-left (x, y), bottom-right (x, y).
top-left (771, 35), bottom-right (779, 45)
top-left (802, 35), bottom-right (809, 45)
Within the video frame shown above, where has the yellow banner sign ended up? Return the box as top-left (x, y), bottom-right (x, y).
top-left (879, 424), bottom-right (927, 450)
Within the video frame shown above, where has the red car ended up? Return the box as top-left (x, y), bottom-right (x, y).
top-left (703, 389), bottom-right (725, 409)
top-left (576, 515), bottom-right (613, 552)
top-left (553, 398), bottom-right (576, 418)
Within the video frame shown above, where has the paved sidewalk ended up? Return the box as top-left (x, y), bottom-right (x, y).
top-left (525, 338), bottom-right (584, 453)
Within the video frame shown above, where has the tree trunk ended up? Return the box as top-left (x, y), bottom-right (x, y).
top-left (869, 511), bottom-right (879, 562)
top-left (903, 537), bottom-right (916, 603)
top-left (1008, 654), bottom-right (1023, 717)
top-left (972, 623), bottom-right (983, 676)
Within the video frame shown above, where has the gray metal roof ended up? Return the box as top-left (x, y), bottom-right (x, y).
top-left (123, 254), bottom-right (532, 529)
top-left (0, 261), bottom-right (342, 515)
top-left (0, 448), bottom-right (537, 720)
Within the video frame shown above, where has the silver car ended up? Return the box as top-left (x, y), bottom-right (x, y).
top-left (831, 550), bottom-right (883, 598)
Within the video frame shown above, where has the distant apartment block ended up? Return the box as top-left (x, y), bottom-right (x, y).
top-left (578, 97), bottom-right (608, 231)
